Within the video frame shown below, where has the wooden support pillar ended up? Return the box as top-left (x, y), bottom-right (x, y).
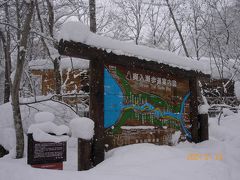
top-left (89, 59), bottom-right (105, 166)
top-left (78, 138), bottom-right (92, 171)
top-left (189, 77), bottom-right (199, 143)
top-left (198, 114), bottom-right (209, 142)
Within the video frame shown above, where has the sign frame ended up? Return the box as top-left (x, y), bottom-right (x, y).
top-left (27, 134), bottom-right (67, 165)
top-left (58, 39), bottom-right (207, 165)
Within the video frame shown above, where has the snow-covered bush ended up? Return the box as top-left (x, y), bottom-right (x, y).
top-left (0, 99), bottom-right (79, 152)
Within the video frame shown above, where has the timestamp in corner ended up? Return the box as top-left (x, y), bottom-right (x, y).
top-left (186, 153), bottom-right (223, 160)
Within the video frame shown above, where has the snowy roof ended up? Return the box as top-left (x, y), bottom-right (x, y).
top-left (29, 57), bottom-right (89, 70)
top-left (58, 22), bottom-right (209, 74)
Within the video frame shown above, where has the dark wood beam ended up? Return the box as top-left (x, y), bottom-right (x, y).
top-left (58, 39), bottom-right (209, 80)
top-left (189, 77), bottom-right (199, 143)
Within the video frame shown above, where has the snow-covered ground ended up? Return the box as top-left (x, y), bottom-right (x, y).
top-left (0, 110), bottom-right (240, 180)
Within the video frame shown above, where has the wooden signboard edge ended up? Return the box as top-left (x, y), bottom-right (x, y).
top-left (89, 58), bottom-right (105, 166)
top-left (27, 134), bottom-right (67, 165)
top-left (189, 77), bottom-right (199, 143)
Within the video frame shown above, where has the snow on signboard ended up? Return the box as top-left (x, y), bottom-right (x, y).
top-left (28, 122), bottom-right (69, 143)
top-left (69, 117), bottom-right (94, 140)
top-left (58, 21), bottom-right (210, 74)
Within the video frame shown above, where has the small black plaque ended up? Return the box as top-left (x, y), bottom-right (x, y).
top-left (27, 134), bottom-right (66, 165)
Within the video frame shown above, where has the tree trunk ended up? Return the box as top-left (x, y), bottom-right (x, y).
top-left (53, 58), bottom-right (62, 96)
top-left (2, 3), bottom-right (12, 103)
top-left (89, 0), bottom-right (96, 33)
top-left (165, 0), bottom-right (189, 57)
top-left (11, 0), bottom-right (34, 159)
top-left (44, 0), bottom-right (62, 97)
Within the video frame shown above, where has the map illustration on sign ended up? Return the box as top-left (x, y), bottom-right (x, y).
top-left (104, 64), bottom-right (192, 147)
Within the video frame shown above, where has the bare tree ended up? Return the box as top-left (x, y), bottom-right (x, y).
top-left (186, 0), bottom-right (207, 60)
top-left (89, 0), bottom-right (96, 32)
top-left (202, 0), bottom-right (240, 97)
top-left (111, 0), bottom-right (150, 45)
top-left (11, 0), bottom-right (35, 158)
top-left (0, 2), bottom-right (12, 103)
top-left (34, 0), bottom-right (61, 96)
top-left (146, 0), bottom-right (168, 47)
top-left (165, 0), bottom-right (189, 57)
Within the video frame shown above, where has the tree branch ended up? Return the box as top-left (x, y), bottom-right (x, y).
top-left (0, 22), bottom-right (55, 42)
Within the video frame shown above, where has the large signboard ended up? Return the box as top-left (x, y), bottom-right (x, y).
top-left (104, 63), bottom-right (192, 149)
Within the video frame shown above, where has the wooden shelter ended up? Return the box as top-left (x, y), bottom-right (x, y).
top-left (58, 22), bottom-right (209, 166)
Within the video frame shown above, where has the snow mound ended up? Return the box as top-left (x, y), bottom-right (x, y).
top-left (0, 128), bottom-right (15, 151)
top-left (0, 103), bottom-right (14, 128)
top-left (222, 108), bottom-right (235, 117)
top-left (34, 112), bottom-right (55, 123)
top-left (0, 101), bottom-right (78, 152)
top-left (69, 117), bottom-right (94, 140)
top-left (59, 22), bottom-right (90, 44)
top-left (0, 100), bottom-right (78, 133)
top-left (28, 122), bottom-right (69, 143)
top-left (171, 131), bottom-right (181, 145)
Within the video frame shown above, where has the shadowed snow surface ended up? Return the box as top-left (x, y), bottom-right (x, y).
top-left (1, 108), bottom-right (240, 180)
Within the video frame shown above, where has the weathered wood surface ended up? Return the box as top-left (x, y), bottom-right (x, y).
top-left (89, 58), bottom-right (104, 166)
top-left (78, 138), bottom-right (92, 171)
top-left (198, 114), bottom-right (209, 142)
top-left (189, 77), bottom-right (199, 143)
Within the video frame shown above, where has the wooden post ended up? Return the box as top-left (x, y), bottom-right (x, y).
top-left (189, 77), bottom-right (199, 143)
top-left (89, 59), bottom-right (104, 166)
top-left (78, 138), bottom-right (92, 171)
top-left (198, 114), bottom-right (209, 141)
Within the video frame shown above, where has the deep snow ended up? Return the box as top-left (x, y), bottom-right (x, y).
top-left (0, 101), bottom-right (77, 151)
top-left (0, 112), bottom-right (240, 180)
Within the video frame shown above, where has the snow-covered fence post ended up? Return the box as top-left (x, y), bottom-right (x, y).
top-left (70, 117), bottom-right (94, 171)
top-left (198, 105), bottom-right (209, 142)
top-left (78, 138), bottom-right (92, 170)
